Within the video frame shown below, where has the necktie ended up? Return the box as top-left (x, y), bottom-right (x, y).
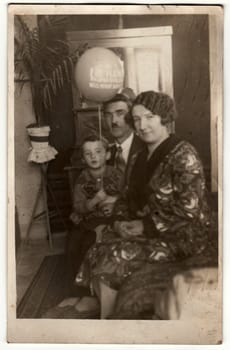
top-left (115, 145), bottom-right (126, 175)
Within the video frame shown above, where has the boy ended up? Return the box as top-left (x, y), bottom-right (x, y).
top-left (70, 134), bottom-right (123, 228)
top-left (43, 135), bottom-right (123, 316)
top-left (65, 135), bottom-right (122, 300)
top-left (66, 135), bottom-right (122, 292)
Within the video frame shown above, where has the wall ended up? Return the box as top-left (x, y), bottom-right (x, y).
top-left (14, 14), bottom-right (212, 238)
top-left (65, 14), bottom-right (211, 187)
top-left (15, 83), bottom-right (47, 239)
top-left (123, 15), bottom-right (211, 185)
top-left (15, 16), bottom-right (46, 239)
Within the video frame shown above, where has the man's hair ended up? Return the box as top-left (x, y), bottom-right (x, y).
top-left (103, 88), bottom-right (136, 127)
top-left (81, 134), bottom-right (109, 151)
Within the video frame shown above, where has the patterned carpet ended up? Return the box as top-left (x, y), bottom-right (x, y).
top-left (17, 254), bottom-right (89, 319)
top-left (17, 238), bottom-right (218, 319)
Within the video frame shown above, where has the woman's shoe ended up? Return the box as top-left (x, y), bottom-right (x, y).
top-left (41, 297), bottom-right (100, 319)
top-left (74, 296), bottom-right (100, 318)
top-left (42, 304), bottom-right (80, 319)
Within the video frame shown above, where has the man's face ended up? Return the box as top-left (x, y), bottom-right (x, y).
top-left (104, 101), bottom-right (132, 143)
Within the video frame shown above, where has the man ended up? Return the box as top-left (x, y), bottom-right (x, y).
top-left (104, 87), bottom-right (144, 190)
top-left (43, 88), bottom-right (144, 317)
top-left (97, 87), bottom-right (144, 218)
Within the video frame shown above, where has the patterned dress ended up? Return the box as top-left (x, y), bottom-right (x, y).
top-left (75, 135), bottom-right (214, 294)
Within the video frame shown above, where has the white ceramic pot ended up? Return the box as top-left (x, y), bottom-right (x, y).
top-left (27, 125), bottom-right (51, 149)
top-left (26, 125), bottom-right (58, 163)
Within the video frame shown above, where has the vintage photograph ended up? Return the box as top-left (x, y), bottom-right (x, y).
top-left (8, 4), bottom-right (222, 344)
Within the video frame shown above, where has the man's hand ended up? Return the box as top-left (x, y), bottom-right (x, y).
top-left (100, 203), bottom-right (114, 217)
top-left (69, 212), bottom-right (82, 225)
top-left (136, 205), bottom-right (150, 218)
top-left (98, 195), bottom-right (117, 217)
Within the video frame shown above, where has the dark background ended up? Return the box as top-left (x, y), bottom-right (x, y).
top-left (44, 15), bottom-right (211, 232)
top-left (48, 15), bottom-right (210, 174)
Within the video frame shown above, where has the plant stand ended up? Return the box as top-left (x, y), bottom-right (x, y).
top-left (25, 163), bottom-right (66, 249)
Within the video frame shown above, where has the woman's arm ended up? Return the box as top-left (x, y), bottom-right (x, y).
top-left (143, 142), bottom-right (210, 237)
top-left (167, 143), bottom-right (208, 223)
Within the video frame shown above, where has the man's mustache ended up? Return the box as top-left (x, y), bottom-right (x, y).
top-left (112, 123), bottom-right (119, 128)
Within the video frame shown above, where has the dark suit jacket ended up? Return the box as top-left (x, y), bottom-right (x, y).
top-left (107, 133), bottom-right (145, 189)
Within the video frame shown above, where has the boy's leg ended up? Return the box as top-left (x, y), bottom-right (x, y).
top-left (42, 223), bottom-right (97, 315)
top-left (64, 225), bottom-right (82, 297)
top-left (65, 223), bottom-right (96, 297)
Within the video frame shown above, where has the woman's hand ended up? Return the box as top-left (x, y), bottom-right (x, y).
top-left (123, 220), bottom-right (144, 236)
top-left (113, 220), bottom-right (144, 238)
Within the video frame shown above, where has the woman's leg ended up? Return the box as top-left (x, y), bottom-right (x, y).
top-left (73, 277), bottom-right (100, 313)
top-left (99, 281), bottom-right (118, 319)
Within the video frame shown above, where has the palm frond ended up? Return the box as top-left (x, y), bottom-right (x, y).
top-left (43, 82), bottom-right (52, 110)
top-left (58, 64), bottom-right (64, 86)
top-left (51, 71), bottom-right (57, 94)
top-left (15, 15), bottom-right (87, 124)
top-left (42, 15), bottom-right (69, 33)
top-left (63, 59), bottom-right (70, 82)
top-left (15, 15), bottom-right (31, 41)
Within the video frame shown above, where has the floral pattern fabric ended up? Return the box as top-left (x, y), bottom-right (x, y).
top-left (75, 136), bottom-right (214, 292)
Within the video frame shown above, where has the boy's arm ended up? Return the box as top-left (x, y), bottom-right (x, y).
top-left (74, 184), bottom-right (107, 213)
top-left (85, 191), bottom-right (104, 211)
top-left (73, 183), bottom-right (89, 214)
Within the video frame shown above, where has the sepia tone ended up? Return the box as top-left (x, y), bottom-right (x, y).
top-left (8, 4), bottom-right (222, 344)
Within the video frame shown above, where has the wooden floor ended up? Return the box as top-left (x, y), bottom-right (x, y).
top-left (16, 229), bottom-right (66, 306)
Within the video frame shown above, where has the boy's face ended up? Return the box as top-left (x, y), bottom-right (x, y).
top-left (82, 141), bottom-right (108, 169)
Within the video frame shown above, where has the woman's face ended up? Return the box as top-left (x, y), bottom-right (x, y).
top-left (132, 104), bottom-right (168, 144)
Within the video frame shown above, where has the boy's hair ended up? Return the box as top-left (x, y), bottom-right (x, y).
top-left (81, 134), bottom-right (109, 151)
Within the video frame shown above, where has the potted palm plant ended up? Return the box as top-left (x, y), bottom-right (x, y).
top-left (14, 15), bottom-right (87, 162)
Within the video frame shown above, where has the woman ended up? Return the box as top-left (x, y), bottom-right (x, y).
top-left (75, 90), bottom-right (213, 319)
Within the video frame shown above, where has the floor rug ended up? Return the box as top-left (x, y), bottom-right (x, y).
top-left (17, 254), bottom-right (89, 319)
top-left (17, 248), bottom-right (218, 319)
